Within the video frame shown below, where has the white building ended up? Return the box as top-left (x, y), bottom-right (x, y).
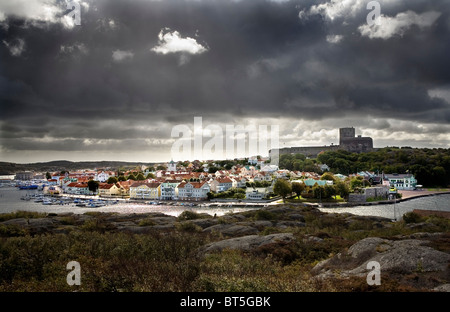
top-left (15, 171), bottom-right (34, 180)
top-left (260, 164), bottom-right (278, 173)
top-left (160, 181), bottom-right (179, 200)
top-left (210, 177), bottom-right (233, 193)
top-left (383, 173), bottom-right (417, 190)
top-left (96, 171), bottom-right (111, 183)
top-left (177, 181), bottom-right (210, 201)
top-left (168, 160), bottom-right (177, 172)
top-left (245, 187), bottom-right (269, 200)
top-left (64, 182), bottom-right (90, 195)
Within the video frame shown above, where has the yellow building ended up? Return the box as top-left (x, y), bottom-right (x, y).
top-left (129, 182), bottom-right (161, 199)
top-left (98, 183), bottom-right (122, 197)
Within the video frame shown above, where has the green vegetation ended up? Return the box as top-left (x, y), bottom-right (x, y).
top-left (316, 147), bottom-right (450, 187)
top-left (291, 182), bottom-right (305, 198)
top-left (0, 160), bottom-right (155, 175)
top-left (87, 180), bottom-right (99, 193)
top-left (254, 210), bottom-right (278, 221)
top-left (278, 147), bottom-right (450, 187)
top-left (177, 210), bottom-right (208, 221)
top-left (207, 188), bottom-right (246, 200)
top-left (273, 179), bottom-right (292, 202)
top-left (275, 179), bottom-right (348, 202)
top-left (135, 173), bottom-right (146, 181)
top-left (350, 175), bottom-right (370, 190)
top-left (0, 231), bottom-right (203, 291)
top-left (107, 176), bottom-right (118, 184)
top-left (246, 181), bottom-right (272, 188)
top-left (278, 154), bottom-right (319, 172)
top-left (402, 211), bottom-right (425, 224)
top-left (0, 208), bottom-right (448, 291)
top-left (0, 211), bottom-right (47, 222)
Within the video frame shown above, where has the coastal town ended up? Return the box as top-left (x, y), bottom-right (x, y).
top-left (7, 156), bottom-right (420, 206)
top-left (3, 127), bottom-right (448, 208)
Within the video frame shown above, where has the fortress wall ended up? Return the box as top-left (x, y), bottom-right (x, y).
top-left (277, 145), bottom-right (340, 157)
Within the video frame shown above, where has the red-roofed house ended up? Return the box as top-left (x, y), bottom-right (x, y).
top-left (177, 181), bottom-right (210, 201)
top-left (98, 183), bottom-right (120, 197)
top-left (233, 176), bottom-right (248, 188)
top-left (210, 177), bottom-right (233, 193)
top-left (64, 182), bottom-right (89, 195)
top-left (253, 172), bottom-right (273, 182)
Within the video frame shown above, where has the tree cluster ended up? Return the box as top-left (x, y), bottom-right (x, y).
top-left (207, 188), bottom-right (246, 200)
top-left (278, 154), bottom-right (321, 173)
top-left (279, 147), bottom-right (450, 187)
top-left (273, 178), bottom-right (350, 201)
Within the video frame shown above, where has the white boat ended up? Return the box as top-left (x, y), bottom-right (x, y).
top-left (42, 199), bottom-right (54, 205)
top-left (75, 201), bottom-right (87, 207)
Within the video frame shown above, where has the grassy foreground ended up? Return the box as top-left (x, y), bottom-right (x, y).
top-left (0, 207), bottom-right (449, 292)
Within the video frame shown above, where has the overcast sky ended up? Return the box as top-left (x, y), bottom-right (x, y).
top-left (1, 0), bottom-right (449, 163)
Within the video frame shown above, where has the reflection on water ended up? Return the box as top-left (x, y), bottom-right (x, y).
top-left (1, 187), bottom-right (449, 219)
top-left (319, 194), bottom-right (450, 221)
top-left (0, 187), bottom-right (256, 217)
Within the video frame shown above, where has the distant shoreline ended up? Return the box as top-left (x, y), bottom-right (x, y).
top-left (2, 186), bottom-right (450, 212)
top-left (313, 190), bottom-right (450, 208)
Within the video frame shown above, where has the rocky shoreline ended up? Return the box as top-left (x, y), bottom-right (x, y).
top-left (0, 205), bottom-right (449, 291)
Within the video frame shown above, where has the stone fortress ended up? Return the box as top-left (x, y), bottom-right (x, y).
top-left (270, 127), bottom-right (373, 158)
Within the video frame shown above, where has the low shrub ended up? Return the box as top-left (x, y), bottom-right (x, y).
top-left (59, 216), bottom-right (77, 225)
top-left (80, 219), bottom-right (115, 233)
top-left (138, 218), bottom-right (156, 226)
top-left (176, 221), bottom-right (202, 233)
top-left (403, 212), bottom-right (425, 224)
top-left (0, 224), bottom-right (28, 237)
top-left (0, 231), bottom-right (205, 291)
top-left (178, 210), bottom-right (202, 221)
top-left (254, 210), bottom-right (277, 221)
top-left (0, 211), bottom-right (47, 222)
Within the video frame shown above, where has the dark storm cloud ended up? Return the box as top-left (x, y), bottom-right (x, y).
top-left (0, 0), bottom-right (449, 160)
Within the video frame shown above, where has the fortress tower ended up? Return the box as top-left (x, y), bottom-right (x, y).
top-left (339, 127), bottom-right (373, 153)
top-left (339, 127), bottom-right (356, 145)
top-left (269, 127), bottom-right (374, 159)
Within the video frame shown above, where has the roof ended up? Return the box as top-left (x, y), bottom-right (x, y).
top-left (99, 183), bottom-right (115, 190)
top-left (65, 182), bottom-right (87, 188)
top-left (304, 179), bottom-right (327, 187)
top-left (129, 182), bottom-right (161, 188)
top-left (177, 181), bottom-right (207, 189)
top-left (117, 180), bottom-right (132, 187)
top-left (161, 181), bottom-right (180, 185)
top-left (216, 177), bottom-right (232, 184)
top-left (384, 173), bottom-right (415, 179)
